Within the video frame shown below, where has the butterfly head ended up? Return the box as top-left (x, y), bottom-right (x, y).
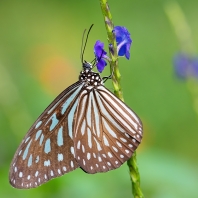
top-left (82, 61), bottom-right (93, 71)
top-left (80, 61), bottom-right (102, 86)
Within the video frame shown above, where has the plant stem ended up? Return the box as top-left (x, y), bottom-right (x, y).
top-left (99, 0), bottom-right (123, 101)
top-left (99, 0), bottom-right (144, 197)
top-left (164, 1), bottom-right (196, 54)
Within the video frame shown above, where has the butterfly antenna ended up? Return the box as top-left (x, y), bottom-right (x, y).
top-left (81, 24), bottom-right (94, 64)
top-left (91, 43), bottom-right (104, 69)
top-left (80, 29), bottom-right (87, 64)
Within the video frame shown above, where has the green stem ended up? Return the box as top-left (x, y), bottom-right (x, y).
top-left (99, 0), bottom-right (123, 100)
top-left (99, 1), bottom-right (144, 197)
top-left (164, 1), bottom-right (196, 54)
top-left (127, 152), bottom-right (144, 198)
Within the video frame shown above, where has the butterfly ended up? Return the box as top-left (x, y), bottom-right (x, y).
top-left (9, 27), bottom-right (143, 189)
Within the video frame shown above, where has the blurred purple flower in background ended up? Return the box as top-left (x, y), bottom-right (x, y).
top-left (113, 26), bottom-right (132, 59)
top-left (94, 40), bottom-right (108, 73)
top-left (174, 53), bottom-right (198, 79)
top-left (191, 58), bottom-right (198, 78)
top-left (174, 53), bottom-right (189, 79)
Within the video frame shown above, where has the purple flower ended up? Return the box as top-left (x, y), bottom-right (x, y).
top-left (113, 26), bottom-right (132, 59)
top-left (94, 40), bottom-right (108, 73)
top-left (174, 53), bottom-right (189, 79)
top-left (93, 26), bottom-right (132, 73)
top-left (191, 58), bottom-right (198, 78)
top-left (174, 53), bottom-right (198, 79)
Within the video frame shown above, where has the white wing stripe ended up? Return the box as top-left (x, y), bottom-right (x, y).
top-left (57, 126), bottom-right (63, 146)
top-left (68, 99), bottom-right (78, 139)
top-left (47, 99), bottom-right (61, 115)
top-left (99, 90), bottom-right (138, 132)
top-left (91, 92), bottom-right (100, 138)
top-left (98, 86), bottom-right (140, 123)
top-left (76, 92), bottom-right (87, 131)
top-left (86, 92), bottom-right (92, 128)
top-left (81, 119), bottom-right (86, 136)
top-left (22, 140), bottom-right (32, 160)
top-left (95, 92), bottom-right (125, 133)
top-left (35, 121), bottom-right (42, 129)
top-left (102, 118), bottom-right (117, 138)
top-left (103, 135), bottom-right (110, 146)
top-left (101, 95), bottom-right (137, 134)
top-left (94, 137), bottom-right (102, 151)
top-left (48, 113), bottom-right (59, 131)
top-left (87, 128), bottom-right (92, 148)
top-left (61, 84), bottom-right (83, 115)
top-left (47, 83), bottom-right (82, 115)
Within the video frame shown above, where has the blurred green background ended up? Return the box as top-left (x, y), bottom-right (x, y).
top-left (0, 0), bottom-right (198, 197)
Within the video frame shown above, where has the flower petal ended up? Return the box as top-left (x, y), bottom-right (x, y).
top-left (96, 59), bottom-right (107, 73)
top-left (118, 45), bottom-right (127, 57)
top-left (94, 40), bottom-right (107, 58)
top-left (94, 40), bottom-right (108, 72)
top-left (113, 26), bottom-right (132, 60)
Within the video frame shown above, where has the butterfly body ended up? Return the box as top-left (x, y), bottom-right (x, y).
top-left (9, 61), bottom-right (143, 189)
top-left (79, 70), bottom-right (102, 87)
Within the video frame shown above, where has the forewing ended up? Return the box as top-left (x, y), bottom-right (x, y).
top-left (9, 81), bottom-right (84, 189)
top-left (74, 85), bottom-right (143, 173)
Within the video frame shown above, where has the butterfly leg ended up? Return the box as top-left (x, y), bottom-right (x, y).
top-left (102, 66), bottom-right (115, 83)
